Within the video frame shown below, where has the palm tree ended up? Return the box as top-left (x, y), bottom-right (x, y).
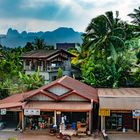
top-left (84, 11), bottom-right (126, 62)
top-left (32, 37), bottom-right (47, 50)
top-left (128, 6), bottom-right (140, 25)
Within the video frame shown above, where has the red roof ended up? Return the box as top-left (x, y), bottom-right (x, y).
top-left (25, 76), bottom-right (98, 102)
top-left (0, 94), bottom-right (22, 104)
top-left (0, 76), bottom-right (98, 109)
top-left (24, 101), bottom-right (92, 112)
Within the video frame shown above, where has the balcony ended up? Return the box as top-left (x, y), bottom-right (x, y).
top-left (46, 66), bottom-right (65, 72)
top-left (24, 65), bottom-right (66, 72)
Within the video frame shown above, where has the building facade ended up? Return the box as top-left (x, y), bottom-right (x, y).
top-left (21, 49), bottom-right (75, 83)
top-left (0, 76), bottom-right (98, 132)
top-left (98, 88), bottom-right (140, 133)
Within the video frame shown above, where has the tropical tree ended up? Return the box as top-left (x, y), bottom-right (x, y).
top-left (84, 11), bottom-right (126, 62)
top-left (32, 37), bottom-right (47, 50)
top-left (57, 67), bottom-right (63, 79)
top-left (80, 11), bottom-right (135, 88)
top-left (19, 68), bottom-right (44, 91)
top-left (128, 6), bottom-right (140, 25)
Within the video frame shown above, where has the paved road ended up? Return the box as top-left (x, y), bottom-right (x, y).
top-left (107, 134), bottom-right (140, 140)
top-left (0, 131), bottom-right (140, 140)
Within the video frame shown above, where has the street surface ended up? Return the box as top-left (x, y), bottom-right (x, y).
top-left (0, 131), bottom-right (140, 140)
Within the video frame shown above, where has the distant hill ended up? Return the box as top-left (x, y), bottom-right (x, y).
top-left (0, 27), bottom-right (83, 48)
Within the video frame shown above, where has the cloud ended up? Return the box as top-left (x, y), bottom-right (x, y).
top-left (0, 0), bottom-right (139, 33)
top-left (0, 0), bottom-right (74, 21)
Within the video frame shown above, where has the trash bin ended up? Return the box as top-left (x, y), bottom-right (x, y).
top-left (72, 122), bottom-right (76, 130)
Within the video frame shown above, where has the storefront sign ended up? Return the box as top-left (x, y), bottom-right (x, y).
top-left (24, 109), bottom-right (40, 116)
top-left (56, 111), bottom-right (61, 114)
top-left (99, 108), bottom-right (110, 116)
top-left (0, 109), bottom-right (6, 115)
top-left (132, 110), bottom-right (140, 118)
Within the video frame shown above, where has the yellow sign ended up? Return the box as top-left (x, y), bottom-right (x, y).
top-left (56, 111), bottom-right (61, 114)
top-left (99, 108), bottom-right (110, 116)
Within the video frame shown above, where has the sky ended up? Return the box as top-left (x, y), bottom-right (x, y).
top-left (0, 0), bottom-right (139, 34)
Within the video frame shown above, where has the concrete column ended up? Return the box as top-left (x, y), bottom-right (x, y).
top-left (137, 118), bottom-right (139, 133)
top-left (101, 116), bottom-right (105, 130)
top-left (101, 116), bottom-right (103, 130)
top-left (54, 110), bottom-right (57, 125)
top-left (22, 110), bottom-right (25, 130)
top-left (29, 60), bottom-right (32, 70)
top-left (89, 111), bottom-right (92, 133)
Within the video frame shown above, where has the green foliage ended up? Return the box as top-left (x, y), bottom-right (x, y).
top-left (128, 6), bottom-right (140, 25)
top-left (18, 68), bottom-right (44, 91)
top-left (57, 67), bottom-right (63, 79)
top-left (0, 88), bottom-right (9, 99)
top-left (80, 10), bottom-right (140, 88)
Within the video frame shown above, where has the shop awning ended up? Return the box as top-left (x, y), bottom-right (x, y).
top-left (98, 88), bottom-right (140, 110)
top-left (0, 102), bottom-right (23, 109)
top-left (24, 101), bottom-right (92, 112)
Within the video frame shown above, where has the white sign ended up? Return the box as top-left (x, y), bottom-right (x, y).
top-left (132, 110), bottom-right (140, 118)
top-left (24, 109), bottom-right (40, 116)
top-left (0, 109), bottom-right (6, 115)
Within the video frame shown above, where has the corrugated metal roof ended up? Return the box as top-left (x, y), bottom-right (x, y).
top-left (98, 88), bottom-right (140, 97)
top-left (24, 101), bottom-right (92, 112)
top-left (98, 88), bottom-right (140, 110)
top-left (99, 97), bottom-right (140, 110)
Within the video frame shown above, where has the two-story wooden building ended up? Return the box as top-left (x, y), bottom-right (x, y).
top-left (21, 49), bottom-right (75, 83)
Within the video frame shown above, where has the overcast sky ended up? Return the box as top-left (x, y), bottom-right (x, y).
top-left (0, 0), bottom-right (139, 34)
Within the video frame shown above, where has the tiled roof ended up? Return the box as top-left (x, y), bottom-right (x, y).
top-left (0, 76), bottom-right (98, 109)
top-left (25, 76), bottom-right (98, 102)
top-left (0, 94), bottom-right (24, 109)
top-left (24, 101), bottom-right (92, 111)
top-left (21, 49), bottom-right (75, 59)
top-left (0, 94), bottom-right (22, 104)
top-left (0, 102), bottom-right (23, 109)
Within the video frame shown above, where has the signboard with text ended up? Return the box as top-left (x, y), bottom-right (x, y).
top-left (132, 110), bottom-right (140, 118)
top-left (0, 109), bottom-right (6, 115)
top-left (24, 109), bottom-right (40, 116)
top-left (99, 108), bottom-right (110, 116)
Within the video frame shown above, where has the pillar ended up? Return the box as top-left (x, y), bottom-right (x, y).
top-left (137, 118), bottom-right (139, 133)
top-left (22, 110), bottom-right (25, 130)
top-left (29, 60), bottom-right (32, 70)
top-left (101, 116), bottom-right (105, 130)
top-left (54, 110), bottom-right (57, 125)
top-left (89, 111), bottom-right (92, 133)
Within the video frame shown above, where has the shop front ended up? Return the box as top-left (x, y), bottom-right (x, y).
top-left (0, 76), bottom-right (98, 132)
top-left (105, 111), bottom-right (133, 131)
top-left (24, 110), bottom-right (54, 130)
top-left (98, 88), bottom-right (140, 133)
top-left (23, 101), bottom-right (93, 132)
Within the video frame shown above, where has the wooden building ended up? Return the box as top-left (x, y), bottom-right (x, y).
top-left (21, 49), bottom-right (75, 83)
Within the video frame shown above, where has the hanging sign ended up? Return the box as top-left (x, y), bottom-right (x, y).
top-left (24, 109), bottom-right (40, 116)
top-left (132, 110), bottom-right (140, 118)
top-left (99, 108), bottom-right (110, 116)
top-left (0, 109), bottom-right (6, 115)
